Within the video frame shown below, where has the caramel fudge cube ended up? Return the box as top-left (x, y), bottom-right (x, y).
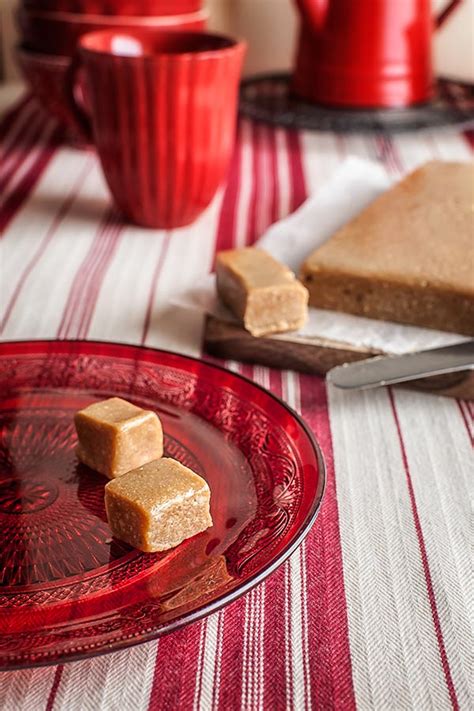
top-left (74, 397), bottom-right (163, 479)
top-left (104, 458), bottom-right (213, 552)
top-left (216, 247), bottom-right (309, 337)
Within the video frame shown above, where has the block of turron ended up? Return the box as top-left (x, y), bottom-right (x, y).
top-left (74, 397), bottom-right (163, 479)
top-left (104, 458), bottom-right (213, 552)
top-left (301, 161), bottom-right (474, 335)
top-left (216, 247), bottom-right (309, 337)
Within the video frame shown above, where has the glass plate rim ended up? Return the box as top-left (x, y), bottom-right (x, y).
top-left (0, 339), bottom-right (326, 670)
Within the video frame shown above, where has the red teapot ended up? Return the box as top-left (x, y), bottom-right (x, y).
top-left (292, 0), bottom-right (451, 107)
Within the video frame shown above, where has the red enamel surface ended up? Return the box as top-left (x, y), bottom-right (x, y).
top-left (76, 31), bottom-right (245, 228)
top-left (292, 0), bottom-right (434, 107)
top-left (18, 8), bottom-right (208, 56)
top-left (22, 1), bottom-right (203, 16)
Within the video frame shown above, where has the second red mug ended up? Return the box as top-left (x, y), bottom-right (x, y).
top-left (70, 30), bottom-right (246, 228)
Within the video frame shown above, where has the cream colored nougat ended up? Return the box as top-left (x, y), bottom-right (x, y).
top-left (216, 248), bottom-right (309, 337)
top-left (75, 397), bottom-right (163, 479)
top-left (105, 458), bottom-right (212, 552)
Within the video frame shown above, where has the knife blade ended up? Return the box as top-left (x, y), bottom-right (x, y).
top-left (327, 340), bottom-right (474, 390)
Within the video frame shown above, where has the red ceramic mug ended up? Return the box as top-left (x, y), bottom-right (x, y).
top-left (293, 0), bottom-right (441, 107)
top-left (21, 1), bottom-right (203, 14)
top-left (69, 30), bottom-right (246, 228)
top-left (18, 8), bottom-right (208, 56)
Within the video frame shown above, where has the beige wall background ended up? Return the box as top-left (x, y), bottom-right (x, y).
top-left (1, 0), bottom-right (473, 84)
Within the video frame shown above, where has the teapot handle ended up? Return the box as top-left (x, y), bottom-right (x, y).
top-left (294, 0), bottom-right (329, 32)
top-left (435, 0), bottom-right (463, 29)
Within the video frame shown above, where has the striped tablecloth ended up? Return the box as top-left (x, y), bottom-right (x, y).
top-left (0, 87), bottom-right (472, 711)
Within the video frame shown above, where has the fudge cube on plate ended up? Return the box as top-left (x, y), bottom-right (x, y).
top-left (105, 458), bottom-right (213, 552)
top-left (74, 397), bottom-right (163, 479)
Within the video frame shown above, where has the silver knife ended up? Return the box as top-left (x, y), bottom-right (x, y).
top-left (327, 340), bottom-right (474, 390)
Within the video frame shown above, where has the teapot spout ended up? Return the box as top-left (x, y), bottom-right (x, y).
top-left (294, 0), bottom-right (329, 32)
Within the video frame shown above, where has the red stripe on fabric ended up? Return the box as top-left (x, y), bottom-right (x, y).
top-left (388, 388), bottom-right (459, 710)
top-left (56, 210), bottom-right (116, 338)
top-left (212, 366), bottom-right (253, 710)
top-left (1, 158), bottom-right (93, 332)
top-left (56, 217), bottom-right (109, 338)
top-left (269, 368), bottom-right (283, 399)
top-left (45, 665), bottom-right (64, 711)
top-left (148, 623), bottom-right (203, 711)
top-left (262, 563), bottom-right (288, 708)
top-left (0, 94), bottom-right (31, 140)
top-left (0, 101), bottom-right (38, 171)
top-left (239, 363), bottom-right (254, 381)
top-left (286, 130), bottom-right (307, 212)
top-left (268, 127), bottom-right (280, 224)
top-left (246, 121), bottom-right (264, 246)
top-left (76, 216), bottom-right (123, 339)
top-left (140, 231), bottom-right (172, 345)
top-left (75, 221), bottom-right (122, 337)
top-left (374, 135), bottom-right (393, 173)
top-left (299, 542), bottom-right (311, 711)
top-left (196, 365), bottom-right (253, 711)
top-left (435, 0), bottom-right (463, 28)
top-left (262, 372), bottom-right (295, 710)
top-left (213, 599), bottom-right (247, 711)
top-left (212, 124), bottom-right (243, 264)
top-left (245, 123), bottom-right (280, 250)
top-left (261, 126), bottom-right (270, 238)
top-left (0, 124), bottom-right (63, 233)
top-left (284, 561), bottom-right (295, 705)
top-left (456, 400), bottom-right (474, 446)
top-left (258, 125), bottom-right (280, 236)
top-left (191, 619), bottom-right (209, 710)
top-left (211, 611), bottom-right (225, 709)
top-left (375, 134), bottom-right (403, 176)
top-left (299, 373), bottom-right (357, 710)
top-left (0, 111), bottom-right (48, 194)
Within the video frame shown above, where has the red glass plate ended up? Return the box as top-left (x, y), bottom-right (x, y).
top-left (0, 340), bottom-right (325, 670)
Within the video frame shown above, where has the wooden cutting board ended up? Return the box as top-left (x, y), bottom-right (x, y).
top-left (203, 315), bottom-right (474, 400)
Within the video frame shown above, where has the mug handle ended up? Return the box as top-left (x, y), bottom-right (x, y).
top-left (64, 52), bottom-right (94, 143)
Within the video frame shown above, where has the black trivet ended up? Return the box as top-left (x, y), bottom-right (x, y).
top-left (239, 74), bottom-right (474, 133)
